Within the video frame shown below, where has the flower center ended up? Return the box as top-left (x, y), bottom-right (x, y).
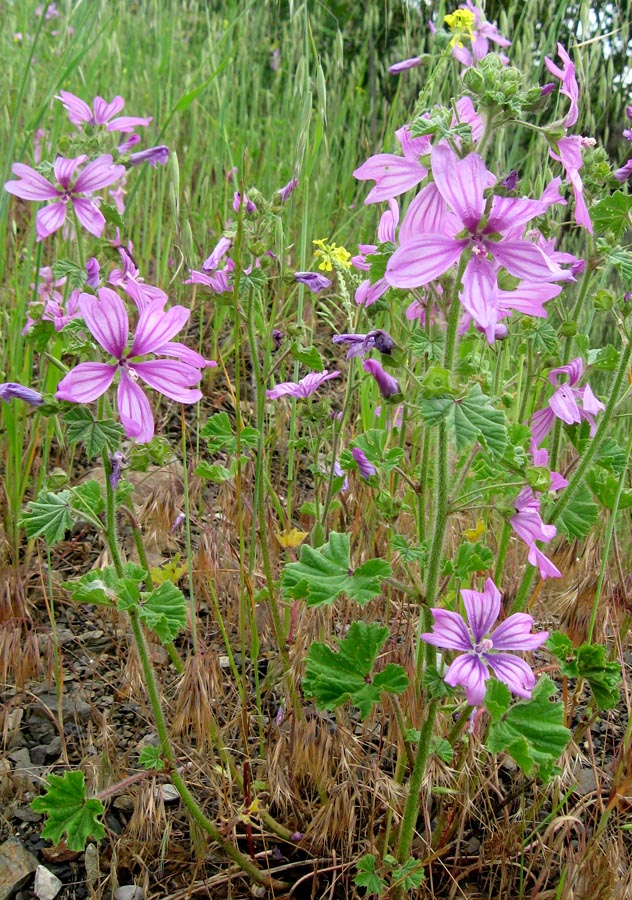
top-left (474, 637), bottom-right (493, 655)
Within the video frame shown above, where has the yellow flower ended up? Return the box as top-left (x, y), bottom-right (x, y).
top-left (313, 238), bottom-right (352, 272)
top-left (444, 8), bottom-right (475, 48)
top-left (276, 528), bottom-right (309, 549)
top-left (463, 518), bottom-right (486, 542)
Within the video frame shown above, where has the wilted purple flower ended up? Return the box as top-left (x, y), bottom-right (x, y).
top-left (128, 145), bottom-right (169, 168)
top-left (362, 359), bottom-right (401, 399)
top-left (544, 43), bottom-right (579, 128)
top-left (56, 288), bottom-right (206, 443)
top-left (109, 450), bottom-right (127, 490)
top-left (501, 170), bottom-right (518, 190)
top-left (272, 329), bottom-right (284, 351)
top-left (615, 159), bottom-right (632, 182)
top-left (56, 90), bottom-right (152, 133)
top-left (352, 448), bottom-right (377, 479)
top-left (233, 191), bottom-right (257, 214)
top-left (202, 236), bottom-right (232, 271)
top-left (389, 56), bottom-right (423, 74)
top-left (5, 154), bottom-right (125, 241)
top-left (549, 135), bottom-right (593, 233)
top-left (421, 578), bottom-right (548, 706)
top-left (117, 133), bottom-right (141, 155)
top-left (294, 272), bottom-right (332, 294)
top-left (541, 82), bottom-right (555, 97)
top-left (185, 267), bottom-right (232, 294)
top-left (332, 329), bottom-right (395, 359)
top-left (531, 358), bottom-right (605, 446)
top-left (0, 382), bottom-right (44, 406)
top-left (277, 177), bottom-right (298, 202)
top-left (266, 370), bottom-right (340, 400)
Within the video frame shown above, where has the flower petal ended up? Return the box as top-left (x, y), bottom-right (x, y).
top-left (431, 144), bottom-right (491, 232)
top-left (461, 578), bottom-right (501, 643)
top-left (353, 153), bottom-right (427, 204)
top-left (485, 653), bottom-right (537, 699)
top-left (73, 155), bottom-right (126, 193)
top-left (399, 183), bottom-right (446, 243)
top-left (5, 164), bottom-right (59, 200)
top-left (491, 613), bottom-right (548, 650)
top-left (80, 288), bottom-right (129, 357)
top-left (133, 359), bottom-right (203, 402)
top-left (36, 202), bottom-right (68, 241)
top-left (386, 235), bottom-right (466, 289)
top-left (117, 373), bottom-right (154, 442)
top-left (56, 362), bottom-right (116, 403)
top-left (72, 198), bottom-right (106, 238)
top-left (130, 302), bottom-right (190, 356)
top-left (421, 609), bottom-right (472, 651)
top-left (444, 654), bottom-right (489, 706)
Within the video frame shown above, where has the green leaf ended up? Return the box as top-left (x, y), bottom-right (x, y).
top-left (138, 581), bottom-right (187, 643)
top-left (290, 343), bottom-right (324, 372)
top-left (199, 412), bottom-right (259, 454)
top-left (586, 469), bottom-right (632, 511)
top-left (422, 665), bottom-right (451, 699)
top-left (527, 320), bottom-right (559, 355)
top-left (367, 242), bottom-right (395, 284)
top-left (138, 745), bottom-right (166, 770)
top-left (303, 621), bottom-right (408, 719)
top-left (484, 678), bottom-right (511, 721)
top-left (353, 429), bottom-right (404, 472)
top-left (590, 192), bottom-right (632, 238)
top-left (100, 202), bottom-right (125, 228)
top-left (63, 566), bottom-right (119, 606)
top-left (554, 482), bottom-right (599, 539)
top-left (281, 532), bottom-right (391, 607)
top-left (63, 407), bottom-right (124, 458)
top-left (69, 481), bottom-right (105, 525)
top-left (587, 344), bottom-right (619, 371)
top-left (576, 643), bottom-right (621, 709)
top-left (21, 490), bottom-right (73, 544)
top-left (421, 385), bottom-right (507, 457)
top-left (391, 534), bottom-right (427, 565)
top-left (486, 676), bottom-right (570, 780)
top-left (355, 854), bottom-right (387, 896)
top-left (195, 461), bottom-right (235, 482)
top-left (52, 258), bottom-right (87, 290)
top-left (444, 541), bottom-right (494, 579)
top-left (545, 631), bottom-right (577, 677)
top-left (608, 248), bottom-right (632, 286)
top-left (392, 857), bottom-right (425, 890)
top-left (31, 771), bottom-right (105, 851)
top-left (594, 439), bottom-right (627, 474)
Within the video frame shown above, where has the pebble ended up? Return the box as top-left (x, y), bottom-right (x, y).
top-left (0, 837), bottom-right (39, 900)
top-left (114, 886), bottom-right (145, 900)
top-left (33, 865), bottom-right (63, 900)
top-left (84, 844), bottom-right (100, 888)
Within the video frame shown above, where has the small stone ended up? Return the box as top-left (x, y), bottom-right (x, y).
top-left (13, 807), bottom-right (42, 824)
top-left (250, 885), bottom-right (266, 898)
top-left (0, 837), bottom-right (39, 900)
top-left (34, 865), bottom-right (63, 900)
top-left (30, 746), bottom-right (48, 766)
top-left (466, 836), bottom-right (481, 855)
top-left (8, 748), bottom-right (32, 769)
top-left (84, 844), bottom-right (100, 888)
top-left (114, 886), bottom-right (145, 900)
top-left (161, 784), bottom-right (179, 803)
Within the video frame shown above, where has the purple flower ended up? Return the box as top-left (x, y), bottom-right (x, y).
top-left (510, 487), bottom-right (561, 580)
top-left (85, 257), bottom-right (100, 288)
top-left (549, 136), bottom-right (593, 234)
top-left (353, 125), bottom-right (430, 204)
top-left (202, 236), bottom-right (232, 271)
top-left (5, 154), bottom-right (125, 241)
top-left (294, 272), bottom-right (332, 294)
top-left (362, 359), bottom-right (401, 399)
top-left (332, 329), bottom-right (395, 359)
top-left (233, 191), bottom-right (257, 214)
top-left (352, 448), bottom-right (377, 479)
top-left (421, 578), bottom-right (548, 706)
top-left (109, 245), bottom-right (168, 311)
top-left (501, 170), bottom-right (519, 191)
top-left (266, 370), bottom-right (340, 400)
top-left (389, 56), bottom-right (423, 75)
top-left (277, 177), bottom-right (299, 202)
top-left (185, 267), bottom-right (232, 294)
top-left (56, 90), bottom-right (152, 133)
top-left (55, 288), bottom-right (205, 443)
top-left (531, 358), bottom-right (605, 447)
top-left (615, 159), bottom-right (632, 182)
top-left (544, 43), bottom-right (579, 128)
top-left (109, 450), bottom-right (127, 490)
top-left (0, 382), bottom-right (44, 406)
top-left (128, 145), bottom-right (169, 168)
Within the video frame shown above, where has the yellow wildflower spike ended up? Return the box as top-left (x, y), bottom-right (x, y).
top-left (444, 8), bottom-right (475, 48)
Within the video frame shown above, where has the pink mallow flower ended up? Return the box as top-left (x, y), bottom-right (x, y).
top-left (56, 90), bottom-right (152, 133)
top-left (421, 578), bottom-right (548, 706)
top-left (5, 155), bottom-right (125, 241)
top-left (531, 357), bottom-right (605, 447)
top-left (510, 487), bottom-right (562, 580)
top-left (56, 288), bottom-right (209, 443)
top-left (549, 136), bottom-right (594, 234)
top-left (386, 143), bottom-right (572, 337)
top-left (544, 43), bottom-right (579, 129)
top-left (353, 125), bottom-right (430, 204)
top-left (266, 370), bottom-right (340, 400)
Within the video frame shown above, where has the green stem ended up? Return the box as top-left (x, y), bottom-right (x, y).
top-left (180, 405), bottom-right (198, 653)
top-left (128, 611), bottom-right (285, 889)
top-left (102, 450), bottom-right (124, 577)
top-left (395, 699), bottom-right (438, 867)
